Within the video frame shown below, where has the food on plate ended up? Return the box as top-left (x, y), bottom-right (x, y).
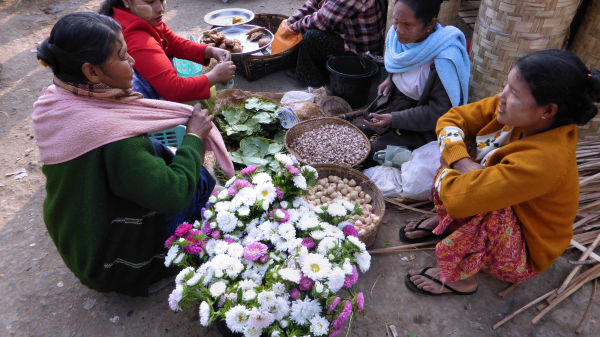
top-left (200, 29), bottom-right (243, 53)
top-left (257, 37), bottom-right (270, 48)
top-left (232, 16), bottom-right (244, 24)
top-left (246, 27), bottom-right (267, 41)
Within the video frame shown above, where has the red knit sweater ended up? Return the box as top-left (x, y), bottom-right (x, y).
top-left (113, 8), bottom-right (211, 102)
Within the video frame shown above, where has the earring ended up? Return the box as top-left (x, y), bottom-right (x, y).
top-left (541, 115), bottom-right (547, 120)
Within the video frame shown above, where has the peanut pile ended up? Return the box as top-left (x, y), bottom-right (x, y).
top-left (290, 124), bottom-right (369, 166)
top-left (305, 175), bottom-right (380, 237)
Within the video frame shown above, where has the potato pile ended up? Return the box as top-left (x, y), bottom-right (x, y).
top-left (200, 29), bottom-right (243, 53)
top-left (305, 175), bottom-right (380, 236)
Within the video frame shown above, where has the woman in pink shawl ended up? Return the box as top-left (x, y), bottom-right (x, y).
top-left (32, 12), bottom-right (233, 296)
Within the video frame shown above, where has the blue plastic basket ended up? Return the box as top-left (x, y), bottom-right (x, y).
top-left (173, 36), bottom-right (203, 78)
top-left (148, 125), bottom-right (187, 147)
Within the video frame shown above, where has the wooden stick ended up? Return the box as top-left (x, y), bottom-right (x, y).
top-left (368, 243), bottom-right (438, 255)
top-left (497, 283), bottom-right (520, 298)
top-left (580, 172), bottom-right (600, 186)
top-left (546, 262), bottom-right (600, 306)
top-left (558, 232), bottom-right (600, 294)
top-left (492, 289), bottom-right (555, 330)
top-left (573, 215), bottom-right (600, 229)
top-left (575, 279), bottom-right (597, 334)
top-left (384, 198), bottom-right (435, 215)
top-left (569, 239), bottom-right (600, 263)
top-left (532, 266), bottom-right (600, 324)
top-left (577, 199), bottom-right (600, 213)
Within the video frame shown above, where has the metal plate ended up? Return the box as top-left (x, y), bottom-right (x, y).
top-left (208, 24), bottom-right (274, 55)
top-left (203, 8), bottom-right (254, 26)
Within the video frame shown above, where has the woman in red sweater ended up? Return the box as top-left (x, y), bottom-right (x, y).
top-left (99, 0), bottom-right (235, 102)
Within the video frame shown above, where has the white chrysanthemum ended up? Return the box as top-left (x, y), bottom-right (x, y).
top-left (193, 220), bottom-right (202, 228)
top-left (310, 230), bottom-right (327, 241)
top-left (243, 326), bottom-right (262, 337)
top-left (214, 200), bottom-right (233, 213)
top-left (301, 253), bottom-right (331, 280)
top-left (327, 202), bottom-right (347, 217)
top-left (314, 281), bottom-right (324, 293)
top-left (218, 188), bottom-right (229, 200)
top-left (272, 282), bottom-right (286, 295)
top-left (232, 186), bottom-right (257, 207)
top-left (243, 288), bottom-right (257, 302)
top-left (310, 316), bottom-right (330, 336)
top-left (277, 223), bottom-right (296, 241)
top-left (209, 280), bottom-right (227, 297)
top-left (210, 221), bottom-right (217, 229)
top-left (257, 290), bottom-right (277, 309)
top-left (186, 271), bottom-right (203, 286)
top-left (208, 195), bottom-right (217, 204)
top-left (274, 237), bottom-right (289, 252)
top-left (324, 226), bottom-right (344, 240)
top-left (237, 206), bottom-right (250, 216)
top-left (175, 267), bottom-right (194, 286)
top-left (225, 305), bottom-right (249, 333)
top-left (225, 176), bottom-right (236, 187)
top-left (290, 297), bottom-right (322, 325)
top-left (274, 297), bottom-right (290, 320)
top-left (247, 307), bottom-right (275, 330)
top-left (297, 214), bottom-right (319, 230)
top-left (292, 175), bottom-right (307, 190)
top-left (216, 211), bottom-right (238, 233)
top-left (285, 238), bottom-right (303, 254)
top-left (225, 258), bottom-right (244, 278)
top-left (275, 153), bottom-right (294, 166)
top-left (279, 267), bottom-right (301, 283)
top-left (354, 251), bottom-right (371, 273)
top-left (168, 285), bottom-right (183, 312)
top-left (164, 245), bottom-right (179, 267)
top-left (287, 208), bottom-right (301, 223)
top-left (343, 258), bottom-right (353, 275)
top-left (228, 242), bottom-right (244, 259)
top-left (279, 319), bottom-right (289, 328)
top-left (255, 183), bottom-right (277, 204)
top-left (205, 239), bottom-right (218, 256)
top-left (239, 279), bottom-right (257, 290)
top-left (214, 240), bottom-right (230, 255)
top-left (269, 232), bottom-right (284, 248)
top-left (327, 267), bottom-right (346, 293)
top-left (347, 235), bottom-right (366, 251)
top-left (199, 301), bottom-right (210, 326)
top-left (212, 253), bottom-right (234, 277)
top-left (203, 209), bottom-right (214, 221)
top-left (173, 252), bottom-right (184, 265)
top-left (317, 237), bottom-right (339, 256)
top-left (198, 262), bottom-right (214, 285)
top-left (279, 200), bottom-right (289, 209)
top-left (252, 172), bottom-right (272, 185)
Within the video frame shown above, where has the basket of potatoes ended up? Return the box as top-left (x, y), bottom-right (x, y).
top-left (305, 164), bottom-right (385, 247)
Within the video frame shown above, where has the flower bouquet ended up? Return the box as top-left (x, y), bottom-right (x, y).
top-left (164, 154), bottom-right (372, 337)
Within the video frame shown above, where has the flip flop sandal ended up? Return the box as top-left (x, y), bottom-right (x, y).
top-left (398, 218), bottom-right (436, 243)
top-left (404, 267), bottom-right (478, 296)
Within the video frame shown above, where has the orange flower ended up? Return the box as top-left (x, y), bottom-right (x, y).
top-left (478, 142), bottom-right (486, 149)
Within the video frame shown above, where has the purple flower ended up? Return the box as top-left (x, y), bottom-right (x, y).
top-left (329, 329), bottom-right (342, 337)
top-left (270, 208), bottom-right (290, 223)
top-left (328, 296), bottom-right (341, 313)
top-left (211, 230), bottom-right (221, 239)
top-left (201, 222), bottom-right (212, 234)
top-left (223, 238), bottom-right (234, 244)
top-left (259, 254), bottom-right (269, 263)
top-left (275, 187), bottom-right (284, 200)
top-left (211, 190), bottom-right (219, 196)
top-left (285, 164), bottom-right (300, 175)
top-left (190, 229), bottom-right (202, 236)
top-left (244, 242), bottom-right (268, 261)
top-left (174, 223), bottom-right (193, 237)
top-left (234, 179), bottom-right (251, 188)
top-left (343, 266), bottom-right (359, 288)
top-left (183, 243), bottom-right (202, 254)
top-left (301, 237), bottom-right (315, 250)
top-left (227, 186), bottom-right (239, 197)
top-left (356, 292), bottom-right (364, 312)
top-left (289, 288), bottom-right (300, 299)
top-left (164, 235), bottom-right (176, 248)
top-left (332, 300), bottom-right (352, 330)
top-left (241, 164), bottom-right (258, 176)
top-left (299, 274), bottom-right (315, 291)
top-left (343, 224), bottom-right (359, 238)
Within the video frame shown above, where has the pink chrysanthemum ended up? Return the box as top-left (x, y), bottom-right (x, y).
top-left (190, 229), bottom-right (202, 237)
top-left (289, 288), bottom-right (300, 299)
top-left (223, 238), bottom-right (234, 244)
top-left (301, 237), bottom-right (315, 250)
top-left (164, 235), bottom-right (176, 248)
top-left (211, 230), bottom-right (221, 239)
top-left (285, 164), bottom-right (300, 175)
top-left (343, 266), bottom-right (359, 288)
top-left (234, 179), bottom-right (251, 188)
top-left (270, 208), bottom-right (290, 223)
top-left (243, 242), bottom-right (268, 261)
top-left (332, 300), bottom-right (352, 330)
top-left (241, 164), bottom-right (258, 176)
top-left (343, 224), bottom-right (359, 238)
top-left (201, 222), bottom-right (212, 234)
top-left (183, 243), bottom-right (203, 254)
top-left (299, 274), bottom-right (314, 291)
top-left (175, 223), bottom-right (193, 237)
top-left (227, 186), bottom-right (238, 197)
top-left (259, 255), bottom-right (269, 263)
top-left (356, 292), bottom-right (364, 312)
top-left (275, 187), bottom-right (284, 200)
top-left (328, 296), bottom-right (341, 313)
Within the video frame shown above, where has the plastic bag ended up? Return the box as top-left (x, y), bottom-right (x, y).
top-left (363, 165), bottom-right (403, 197)
top-left (275, 106), bottom-right (300, 129)
top-left (373, 145), bottom-right (412, 168)
top-left (285, 101), bottom-right (322, 120)
top-left (400, 141), bottom-right (441, 200)
top-left (281, 91), bottom-right (316, 105)
top-left (271, 20), bottom-right (302, 54)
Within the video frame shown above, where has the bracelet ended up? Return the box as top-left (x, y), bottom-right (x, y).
top-left (186, 132), bottom-right (202, 139)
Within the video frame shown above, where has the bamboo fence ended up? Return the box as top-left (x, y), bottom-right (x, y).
top-left (569, 0), bottom-right (600, 70)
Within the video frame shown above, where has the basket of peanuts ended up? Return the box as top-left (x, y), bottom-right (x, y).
top-left (305, 164), bottom-right (385, 247)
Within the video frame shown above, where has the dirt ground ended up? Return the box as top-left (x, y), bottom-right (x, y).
top-left (1, 0), bottom-right (599, 336)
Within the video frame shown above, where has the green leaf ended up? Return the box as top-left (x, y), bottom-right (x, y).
top-left (221, 107), bottom-right (244, 125)
top-left (239, 137), bottom-right (270, 158)
top-left (267, 142), bottom-right (284, 154)
top-left (244, 97), bottom-right (261, 110)
top-left (252, 112), bottom-right (276, 124)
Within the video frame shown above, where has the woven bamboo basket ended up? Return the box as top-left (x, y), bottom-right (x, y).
top-left (284, 117), bottom-right (370, 167)
top-left (310, 164), bottom-right (385, 248)
top-left (438, 0), bottom-right (461, 26)
top-left (569, 0), bottom-right (600, 69)
top-left (232, 13), bottom-right (299, 81)
top-left (469, 0), bottom-right (581, 102)
top-left (577, 104), bottom-right (600, 141)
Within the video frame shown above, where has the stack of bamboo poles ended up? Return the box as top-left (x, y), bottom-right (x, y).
top-left (380, 139), bottom-right (600, 332)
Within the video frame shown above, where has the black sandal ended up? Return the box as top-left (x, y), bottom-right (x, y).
top-left (398, 218), bottom-right (436, 243)
top-left (404, 267), bottom-right (478, 296)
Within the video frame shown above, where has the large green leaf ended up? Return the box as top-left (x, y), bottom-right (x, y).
top-left (252, 112), bottom-right (276, 124)
top-left (268, 142), bottom-right (284, 154)
top-left (239, 137), bottom-right (270, 158)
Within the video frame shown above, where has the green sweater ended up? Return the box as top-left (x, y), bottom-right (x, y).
top-left (42, 134), bottom-right (204, 296)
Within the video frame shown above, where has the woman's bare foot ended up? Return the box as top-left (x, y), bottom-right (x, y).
top-left (408, 267), bottom-right (478, 295)
top-left (403, 215), bottom-right (439, 240)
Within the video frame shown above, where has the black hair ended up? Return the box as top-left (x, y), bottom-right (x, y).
top-left (516, 49), bottom-right (600, 127)
top-left (37, 12), bottom-right (122, 84)
top-left (396, 0), bottom-right (444, 25)
top-left (99, 0), bottom-right (125, 16)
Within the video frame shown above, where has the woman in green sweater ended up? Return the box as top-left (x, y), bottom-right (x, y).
top-left (32, 12), bottom-right (222, 296)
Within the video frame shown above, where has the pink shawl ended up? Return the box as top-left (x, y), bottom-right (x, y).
top-left (32, 85), bottom-right (234, 177)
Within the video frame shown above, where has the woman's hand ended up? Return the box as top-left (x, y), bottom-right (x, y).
top-left (205, 46), bottom-right (230, 61)
top-left (205, 61), bottom-right (236, 85)
top-left (186, 104), bottom-right (214, 140)
top-left (451, 158), bottom-right (484, 174)
top-left (364, 113), bottom-right (392, 128)
top-left (378, 76), bottom-right (393, 96)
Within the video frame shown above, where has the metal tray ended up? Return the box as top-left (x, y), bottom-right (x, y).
top-left (203, 8), bottom-right (254, 26)
top-left (210, 24), bottom-right (274, 56)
